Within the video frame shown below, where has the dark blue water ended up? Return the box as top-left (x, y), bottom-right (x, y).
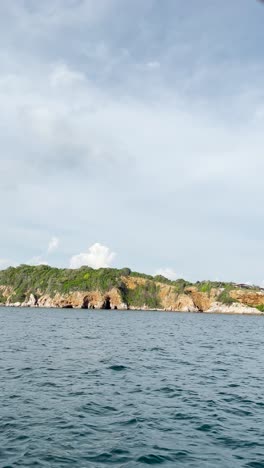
top-left (0, 308), bottom-right (264, 468)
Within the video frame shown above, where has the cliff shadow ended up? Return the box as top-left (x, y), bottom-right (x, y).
top-left (82, 296), bottom-right (89, 309)
top-left (102, 296), bottom-right (111, 310)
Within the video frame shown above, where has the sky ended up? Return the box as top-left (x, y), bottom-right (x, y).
top-left (0, 0), bottom-right (264, 285)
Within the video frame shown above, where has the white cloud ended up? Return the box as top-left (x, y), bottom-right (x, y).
top-left (27, 256), bottom-right (48, 266)
top-left (47, 236), bottom-right (59, 253)
top-left (155, 268), bottom-right (179, 281)
top-left (70, 243), bottom-right (116, 269)
top-left (23, 237), bottom-right (59, 267)
top-left (1, 1), bottom-right (264, 285)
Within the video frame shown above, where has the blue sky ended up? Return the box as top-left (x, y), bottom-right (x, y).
top-left (0, 0), bottom-right (264, 284)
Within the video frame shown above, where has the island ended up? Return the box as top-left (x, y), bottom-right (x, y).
top-left (0, 265), bottom-right (264, 314)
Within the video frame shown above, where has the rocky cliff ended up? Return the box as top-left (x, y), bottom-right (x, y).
top-left (0, 265), bottom-right (264, 314)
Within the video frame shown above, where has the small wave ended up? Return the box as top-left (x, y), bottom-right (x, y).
top-left (1, 308), bottom-right (264, 467)
top-left (246, 462), bottom-right (264, 468)
top-left (137, 453), bottom-right (173, 464)
top-left (39, 381), bottom-right (59, 388)
top-left (197, 423), bottom-right (214, 432)
top-left (82, 450), bottom-right (130, 463)
top-left (155, 386), bottom-right (175, 394)
top-left (121, 417), bottom-right (138, 426)
top-left (80, 402), bottom-right (118, 415)
top-left (109, 365), bottom-right (127, 371)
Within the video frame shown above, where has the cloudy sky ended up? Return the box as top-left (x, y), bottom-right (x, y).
top-left (0, 0), bottom-right (264, 284)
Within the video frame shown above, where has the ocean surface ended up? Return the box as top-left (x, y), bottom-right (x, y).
top-left (0, 308), bottom-right (264, 468)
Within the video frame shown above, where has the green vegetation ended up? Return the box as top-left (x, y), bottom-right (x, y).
top-left (0, 265), bottom-right (164, 309)
top-left (153, 275), bottom-right (171, 284)
top-left (256, 304), bottom-right (264, 313)
top-left (124, 281), bottom-right (161, 309)
top-left (218, 286), bottom-right (236, 305)
top-left (198, 282), bottom-right (212, 293)
top-left (131, 271), bottom-right (161, 282)
top-left (196, 281), bottom-right (234, 293)
top-left (0, 265), bottom-right (263, 311)
top-left (0, 265), bottom-right (129, 298)
top-left (174, 279), bottom-right (191, 295)
top-left (0, 293), bottom-right (5, 304)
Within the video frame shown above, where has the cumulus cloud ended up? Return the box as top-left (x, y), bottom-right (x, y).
top-left (27, 256), bottom-right (48, 266)
top-left (47, 236), bottom-right (60, 253)
top-left (70, 243), bottom-right (116, 269)
top-left (25, 237), bottom-right (59, 266)
top-left (155, 268), bottom-right (179, 281)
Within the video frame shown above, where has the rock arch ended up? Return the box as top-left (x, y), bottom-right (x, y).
top-left (82, 296), bottom-right (89, 309)
top-left (102, 296), bottom-right (111, 310)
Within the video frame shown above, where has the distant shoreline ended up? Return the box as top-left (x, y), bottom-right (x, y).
top-left (1, 265), bottom-right (264, 315)
top-left (0, 304), bottom-right (263, 316)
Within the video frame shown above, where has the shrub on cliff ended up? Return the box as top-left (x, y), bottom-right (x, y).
top-left (0, 265), bottom-right (138, 298)
top-left (0, 293), bottom-right (5, 304)
top-left (124, 281), bottom-right (161, 309)
top-left (173, 279), bottom-right (191, 294)
top-left (154, 275), bottom-right (171, 284)
top-left (218, 287), bottom-right (236, 305)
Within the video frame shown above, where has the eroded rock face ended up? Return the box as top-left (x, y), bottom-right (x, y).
top-left (37, 295), bottom-right (55, 308)
top-left (122, 276), bottom-right (147, 290)
top-left (22, 293), bottom-right (38, 307)
top-left (107, 288), bottom-right (127, 310)
top-left (1, 276), bottom-right (264, 315)
top-left (0, 285), bottom-right (14, 304)
top-left (230, 290), bottom-right (264, 307)
top-left (189, 291), bottom-right (212, 311)
top-left (145, 283), bottom-right (197, 312)
top-left (36, 288), bottom-right (127, 310)
top-left (158, 285), bottom-right (216, 312)
top-left (172, 294), bottom-right (198, 312)
top-left (158, 284), bottom-right (180, 310)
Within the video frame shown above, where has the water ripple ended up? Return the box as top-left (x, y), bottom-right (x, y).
top-left (0, 307), bottom-right (264, 467)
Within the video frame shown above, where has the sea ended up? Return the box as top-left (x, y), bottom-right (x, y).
top-left (0, 307), bottom-right (264, 467)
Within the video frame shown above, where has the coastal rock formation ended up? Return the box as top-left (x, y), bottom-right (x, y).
top-left (0, 265), bottom-right (263, 315)
top-left (172, 294), bottom-right (198, 312)
top-left (230, 290), bottom-right (264, 307)
top-left (206, 302), bottom-right (262, 315)
top-left (154, 283), bottom-right (197, 312)
top-left (36, 288), bottom-right (127, 310)
top-left (189, 290), bottom-right (212, 311)
top-left (22, 293), bottom-right (38, 307)
top-left (0, 285), bottom-right (14, 303)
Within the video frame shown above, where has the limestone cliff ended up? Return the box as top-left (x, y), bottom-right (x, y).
top-left (0, 265), bottom-right (264, 315)
top-left (36, 288), bottom-right (127, 310)
top-left (229, 290), bottom-right (264, 307)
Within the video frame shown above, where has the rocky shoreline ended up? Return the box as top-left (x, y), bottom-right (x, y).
top-left (1, 290), bottom-right (263, 315)
top-left (1, 265), bottom-right (264, 315)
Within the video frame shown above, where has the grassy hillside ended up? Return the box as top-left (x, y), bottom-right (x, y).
top-left (0, 265), bottom-right (167, 307)
top-left (0, 264), bottom-right (263, 311)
